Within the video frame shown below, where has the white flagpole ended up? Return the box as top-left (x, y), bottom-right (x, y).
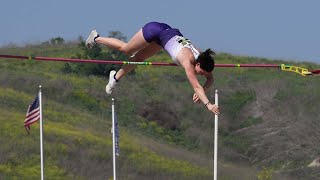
top-left (39, 85), bottom-right (44, 180)
top-left (112, 98), bottom-right (116, 180)
top-left (214, 89), bottom-right (218, 180)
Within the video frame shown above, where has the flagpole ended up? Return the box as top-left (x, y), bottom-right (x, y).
top-left (214, 90), bottom-right (218, 180)
top-left (39, 85), bottom-right (44, 180)
top-left (112, 98), bottom-right (116, 180)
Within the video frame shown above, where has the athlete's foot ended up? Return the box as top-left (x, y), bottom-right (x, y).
top-left (86, 30), bottom-right (99, 49)
top-left (106, 70), bottom-right (118, 94)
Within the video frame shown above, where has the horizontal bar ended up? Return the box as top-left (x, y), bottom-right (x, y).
top-left (0, 54), bottom-right (281, 68)
top-left (214, 64), bottom-right (280, 68)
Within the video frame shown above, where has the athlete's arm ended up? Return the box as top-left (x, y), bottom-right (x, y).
top-left (177, 49), bottom-right (219, 114)
top-left (193, 73), bottom-right (213, 103)
top-left (183, 62), bottom-right (210, 105)
top-left (183, 63), bottom-right (219, 114)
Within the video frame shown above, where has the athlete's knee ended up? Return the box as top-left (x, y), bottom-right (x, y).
top-left (131, 53), bottom-right (145, 62)
top-left (119, 46), bottom-right (134, 56)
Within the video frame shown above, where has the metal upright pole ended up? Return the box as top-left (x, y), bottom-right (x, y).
top-left (214, 90), bottom-right (219, 180)
top-left (112, 98), bottom-right (116, 180)
top-left (39, 85), bottom-right (44, 180)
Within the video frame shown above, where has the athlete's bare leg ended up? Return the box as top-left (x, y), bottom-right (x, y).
top-left (115, 42), bottom-right (162, 80)
top-left (95, 29), bottom-right (149, 56)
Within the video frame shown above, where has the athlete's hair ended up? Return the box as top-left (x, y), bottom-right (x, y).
top-left (197, 48), bottom-right (215, 72)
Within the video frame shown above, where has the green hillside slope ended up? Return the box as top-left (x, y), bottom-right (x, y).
top-left (0, 42), bottom-right (319, 179)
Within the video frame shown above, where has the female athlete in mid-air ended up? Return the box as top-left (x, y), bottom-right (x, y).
top-left (86, 21), bottom-right (219, 115)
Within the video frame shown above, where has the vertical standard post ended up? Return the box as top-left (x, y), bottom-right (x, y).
top-left (39, 85), bottom-right (44, 180)
top-left (112, 98), bottom-right (116, 180)
top-left (214, 90), bottom-right (219, 180)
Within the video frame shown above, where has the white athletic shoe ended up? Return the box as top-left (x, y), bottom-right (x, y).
top-left (106, 70), bottom-right (117, 94)
top-left (86, 30), bottom-right (99, 49)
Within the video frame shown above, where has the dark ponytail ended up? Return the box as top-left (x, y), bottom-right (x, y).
top-left (197, 48), bottom-right (215, 72)
top-left (204, 48), bottom-right (216, 57)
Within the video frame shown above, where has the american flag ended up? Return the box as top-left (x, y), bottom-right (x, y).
top-left (24, 95), bottom-right (40, 133)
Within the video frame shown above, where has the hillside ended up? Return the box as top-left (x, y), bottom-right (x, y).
top-left (0, 42), bottom-right (320, 180)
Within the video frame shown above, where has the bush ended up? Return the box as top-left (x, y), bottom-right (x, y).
top-left (239, 117), bottom-right (263, 128)
top-left (222, 90), bottom-right (256, 119)
top-left (257, 166), bottom-right (273, 180)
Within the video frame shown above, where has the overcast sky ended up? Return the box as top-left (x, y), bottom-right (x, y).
top-left (1, 0), bottom-right (319, 63)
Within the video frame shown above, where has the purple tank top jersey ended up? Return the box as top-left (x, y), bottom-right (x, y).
top-left (142, 22), bottom-right (183, 47)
